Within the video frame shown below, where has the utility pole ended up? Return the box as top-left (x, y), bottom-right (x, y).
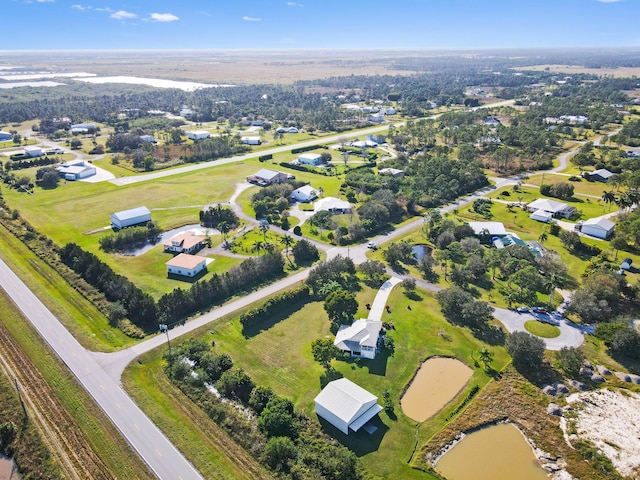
top-left (159, 324), bottom-right (172, 379)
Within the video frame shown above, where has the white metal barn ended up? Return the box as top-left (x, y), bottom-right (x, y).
top-left (110, 206), bottom-right (152, 229)
top-left (290, 185), bottom-right (318, 203)
top-left (0, 131), bottom-right (12, 141)
top-left (314, 378), bottom-right (382, 435)
top-left (580, 217), bottom-right (615, 239)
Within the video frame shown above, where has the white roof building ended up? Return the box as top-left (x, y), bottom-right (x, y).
top-left (241, 136), bottom-right (261, 145)
top-left (0, 131), bottom-right (13, 141)
top-left (334, 319), bottom-right (382, 360)
top-left (468, 222), bottom-right (507, 237)
top-left (290, 185), bottom-right (318, 203)
top-left (246, 169), bottom-right (290, 186)
top-left (314, 197), bottom-right (351, 214)
top-left (378, 168), bottom-right (404, 177)
top-left (110, 206), bottom-right (151, 229)
top-left (314, 378), bottom-right (382, 435)
top-left (527, 198), bottom-right (576, 219)
top-left (580, 217), bottom-right (615, 239)
top-left (55, 160), bottom-right (96, 180)
top-left (589, 169), bottom-right (615, 182)
top-left (24, 146), bottom-right (43, 157)
top-left (186, 130), bottom-right (210, 140)
top-left (166, 253), bottom-right (207, 278)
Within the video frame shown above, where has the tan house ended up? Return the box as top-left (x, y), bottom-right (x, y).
top-left (166, 253), bottom-right (207, 277)
top-left (163, 232), bottom-right (205, 254)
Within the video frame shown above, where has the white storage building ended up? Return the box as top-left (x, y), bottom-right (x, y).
top-left (580, 217), bottom-right (615, 239)
top-left (241, 136), bottom-right (261, 145)
top-left (186, 130), bottom-right (210, 140)
top-left (314, 378), bottom-right (382, 435)
top-left (24, 146), bottom-right (44, 157)
top-left (55, 160), bottom-right (96, 180)
top-left (0, 131), bottom-right (12, 142)
top-left (298, 153), bottom-right (323, 166)
top-left (110, 206), bottom-right (152, 229)
top-left (166, 253), bottom-right (207, 278)
top-left (290, 185), bottom-right (318, 203)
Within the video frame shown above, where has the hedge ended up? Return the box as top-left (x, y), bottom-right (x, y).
top-left (239, 285), bottom-right (310, 326)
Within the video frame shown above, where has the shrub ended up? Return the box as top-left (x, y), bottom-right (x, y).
top-left (239, 286), bottom-right (310, 327)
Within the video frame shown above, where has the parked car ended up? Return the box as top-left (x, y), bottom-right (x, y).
top-left (516, 306), bottom-right (529, 313)
top-left (367, 242), bottom-right (378, 250)
top-left (532, 307), bottom-right (548, 315)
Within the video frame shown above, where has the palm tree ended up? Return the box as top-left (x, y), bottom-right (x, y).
top-left (281, 235), bottom-right (294, 265)
top-left (259, 222), bottom-right (270, 242)
top-left (538, 230), bottom-right (548, 243)
top-left (601, 190), bottom-right (616, 212)
top-left (544, 273), bottom-right (562, 308)
top-left (252, 240), bottom-right (264, 255)
top-left (218, 220), bottom-right (230, 246)
top-left (478, 347), bottom-right (494, 370)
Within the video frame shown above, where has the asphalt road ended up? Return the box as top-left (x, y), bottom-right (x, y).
top-left (0, 258), bottom-right (204, 480)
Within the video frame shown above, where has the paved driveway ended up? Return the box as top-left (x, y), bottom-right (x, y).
top-left (493, 307), bottom-right (584, 350)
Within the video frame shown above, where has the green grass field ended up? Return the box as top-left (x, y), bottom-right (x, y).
top-left (524, 320), bottom-right (561, 338)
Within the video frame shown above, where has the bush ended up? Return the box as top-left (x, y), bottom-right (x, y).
top-left (505, 331), bottom-right (545, 372)
top-left (263, 436), bottom-right (297, 470)
top-left (239, 286), bottom-right (309, 327)
top-left (292, 239), bottom-right (319, 264)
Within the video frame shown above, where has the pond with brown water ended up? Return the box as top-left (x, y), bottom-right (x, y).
top-left (400, 357), bottom-right (473, 422)
top-left (436, 423), bottom-right (549, 480)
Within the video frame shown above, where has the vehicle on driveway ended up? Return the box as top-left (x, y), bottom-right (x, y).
top-left (532, 307), bottom-right (548, 315)
top-left (516, 306), bottom-right (529, 313)
top-left (367, 242), bottom-right (378, 250)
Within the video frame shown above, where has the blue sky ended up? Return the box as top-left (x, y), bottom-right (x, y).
top-left (3, 0), bottom-right (639, 50)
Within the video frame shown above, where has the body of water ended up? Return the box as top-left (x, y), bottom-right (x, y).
top-left (401, 357), bottom-right (473, 422)
top-left (76, 76), bottom-right (234, 91)
top-left (436, 423), bottom-right (548, 480)
top-left (412, 244), bottom-right (432, 261)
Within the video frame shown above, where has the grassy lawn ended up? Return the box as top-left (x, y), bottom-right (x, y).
top-left (125, 283), bottom-right (510, 480)
top-left (524, 320), bottom-right (561, 338)
top-left (526, 173), bottom-right (613, 198)
top-left (0, 224), bottom-right (134, 351)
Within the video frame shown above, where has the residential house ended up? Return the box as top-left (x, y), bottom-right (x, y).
top-left (334, 319), bottom-right (382, 360)
top-left (527, 198), bottom-right (576, 219)
top-left (484, 116), bottom-right (501, 126)
top-left (246, 168), bottom-right (291, 186)
top-left (314, 197), bottom-right (351, 214)
top-left (368, 114), bottom-right (385, 123)
top-left (298, 153), bottom-right (323, 166)
top-left (287, 127), bottom-right (299, 134)
top-left (580, 217), bottom-right (615, 239)
top-left (110, 206), bottom-right (151, 229)
top-left (290, 185), bottom-right (318, 203)
top-left (588, 169), bottom-right (614, 183)
top-left (163, 232), bottom-right (205, 254)
top-left (70, 123), bottom-right (96, 134)
top-left (468, 222), bottom-right (507, 242)
top-left (0, 131), bottom-right (12, 141)
top-left (378, 168), bottom-right (404, 177)
top-left (314, 378), bottom-right (383, 435)
top-left (166, 253), bottom-right (207, 278)
top-left (140, 135), bottom-right (155, 143)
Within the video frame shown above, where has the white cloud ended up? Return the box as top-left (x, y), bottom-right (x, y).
top-left (149, 12), bottom-right (179, 22)
top-left (596, 0), bottom-right (622, 2)
top-left (242, 16), bottom-right (262, 21)
top-left (287, 2), bottom-right (303, 6)
top-left (110, 10), bottom-right (137, 20)
top-left (36, 0), bottom-right (55, 3)
top-left (72, 4), bottom-right (90, 10)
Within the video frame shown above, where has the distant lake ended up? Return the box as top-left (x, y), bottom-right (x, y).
top-left (0, 81), bottom-right (65, 89)
top-left (76, 76), bottom-right (235, 91)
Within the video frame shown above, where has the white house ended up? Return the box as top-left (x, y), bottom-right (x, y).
top-left (290, 185), bottom-right (318, 203)
top-left (186, 130), bottom-right (210, 140)
top-left (468, 222), bottom-right (507, 237)
top-left (163, 232), bottom-right (205, 254)
top-left (314, 378), bottom-right (382, 435)
top-left (24, 146), bottom-right (43, 157)
top-left (55, 160), bottom-right (96, 180)
top-left (166, 253), bottom-right (207, 278)
top-left (484, 116), bottom-right (501, 126)
top-left (0, 131), bottom-right (12, 141)
top-left (70, 123), bottom-right (96, 134)
top-left (378, 168), bottom-right (404, 177)
top-left (368, 114), bottom-right (385, 123)
top-left (352, 139), bottom-right (378, 148)
top-left (334, 319), bottom-right (382, 360)
top-left (298, 153), bottom-right (323, 166)
top-left (530, 210), bottom-right (554, 223)
top-left (140, 135), bottom-right (155, 143)
top-left (241, 136), bottom-right (261, 145)
top-left (527, 198), bottom-right (576, 219)
top-left (580, 217), bottom-right (615, 239)
top-left (110, 206), bottom-right (152, 229)
top-left (314, 197), bottom-right (351, 214)
top-left (246, 169), bottom-right (291, 186)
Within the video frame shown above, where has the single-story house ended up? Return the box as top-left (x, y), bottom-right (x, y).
top-left (580, 217), bottom-right (615, 239)
top-left (0, 131), bottom-right (12, 141)
top-left (275, 127), bottom-right (287, 134)
top-left (186, 130), bottom-right (210, 140)
top-left (367, 134), bottom-right (385, 144)
top-left (55, 160), bottom-right (96, 180)
top-left (334, 319), bottom-right (382, 360)
top-left (527, 198), bottom-right (576, 219)
top-left (140, 135), bottom-right (155, 143)
top-left (484, 116), bottom-right (501, 126)
top-left (70, 123), bottom-right (96, 134)
top-left (493, 233), bottom-right (527, 249)
top-left (352, 139), bottom-right (378, 148)
top-left (24, 146), bottom-right (43, 157)
top-left (111, 206), bottom-right (151, 229)
top-left (290, 185), bottom-right (318, 203)
top-left (314, 197), bottom-right (351, 214)
top-left (298, 153), bottom-right (323, 166)
top-left (589, 169), bottom-right (614, 183)
top-left (474, 136), bottom-right (502, 147)
top-left (468, 222), bottom-right (507, 238)
top-left (166, 253), bottom-right (207, 277)
top-left (241, 136), bottom-right (261, 145)
top-left (246, 168), bottom-right (291, 186)
top-left (163, 232), bottom-right (205, 254)
top-left (378, 168), bottom-right (404, 177)
top-left (559, 115), bottom-right (588, 124)
top-left (314, 378), bottom-right (383, 435)
top-left (180, 108), bottom-right (194, 119)
top-left (368, 114), bottom-right (385, 123)
top-left (287, 127), bottom-right (299, 134)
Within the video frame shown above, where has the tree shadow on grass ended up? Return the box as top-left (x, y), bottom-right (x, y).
top-left (513, 361), bottom-right (559, 387)
top-left (320, 367), bottom-right (344, 389)
top-left (339, 351), bottom-right (390, 377)
top-left (241, 302), bottom-right (302, 339)
top-left (317, 415), bottom-right (389, 457)
top-left (471, 324), bottom-right (506, 346)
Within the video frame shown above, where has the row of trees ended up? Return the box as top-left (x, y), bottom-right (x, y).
top-left (99, 222), bottom-right (162, 253)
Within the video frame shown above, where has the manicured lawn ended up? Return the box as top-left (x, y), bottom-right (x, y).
top-left (526, 173), bottom-right (613, 198)
top-left (524, 320), bottom-right (561, 338)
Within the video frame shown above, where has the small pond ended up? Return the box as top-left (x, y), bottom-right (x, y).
top-left (124, 224), bottom-right (219, 256)
top-left (412, 244), bottom-right (432, 261)
top-left (436, 423), bottom-right (548, 480)
top-left (401, 357), bottom-right (473, 422)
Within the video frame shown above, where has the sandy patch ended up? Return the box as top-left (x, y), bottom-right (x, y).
top-left (563, 389), bottom-right (640, 478)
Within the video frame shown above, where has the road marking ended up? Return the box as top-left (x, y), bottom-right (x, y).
top-left (115, 402), bottom-right (122, 410)
top-left (156, 449), bottom-right (162, 457)
top-left (134, 423), bottom-right (140, 431)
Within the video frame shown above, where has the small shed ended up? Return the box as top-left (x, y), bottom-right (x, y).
top-left (111, 206), bottom-right (151, 229)
top-left (298, 153), bottom-right (323, 166)
top-left (580, 217), bottom-right (615, 239)
top-left (166, 253), bottom-right (207, 277)
top-left (140, 135), bottom-right (155, 143)
top-left (24, 146), bottom-right (44, 157)
top-left (314, 378), bottom-right (382, 435)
